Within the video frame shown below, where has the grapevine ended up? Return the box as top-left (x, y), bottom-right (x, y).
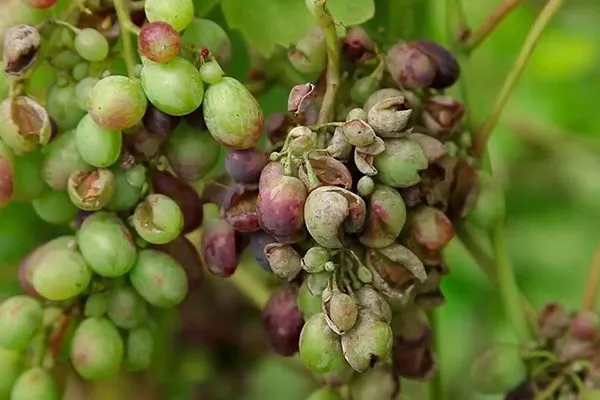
top-left (1, 0), bottom-right (594, 399)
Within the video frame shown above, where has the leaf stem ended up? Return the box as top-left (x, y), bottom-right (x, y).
top-left (472, 0), bottom-right (565, 157)
top-left (491, 221), bottom-right (531, 345)
top-left (113, 0), bottom-right (140, 78)
top-left (306, 0), bottom-right (340, 124)
top-left (582, 243), bottom-right (600, 311)
top-left (462, 0), bottom-right (524, 53)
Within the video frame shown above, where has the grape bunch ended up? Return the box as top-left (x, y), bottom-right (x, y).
top-left (0, 0), bottom-right (258, 397)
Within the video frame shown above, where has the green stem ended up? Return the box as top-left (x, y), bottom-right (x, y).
top-left (491, 222), bottom-right (531, 345)
top-left (472, 0), bottom-right (566, 157)
top-left (306, 0), bottom-right (340, 124)
top-left (462, 0), bottom-right (524, 53)
top-left (230, 264), bottom-right (271, 309)
top-left (113, 0), bottom-right (140, 78)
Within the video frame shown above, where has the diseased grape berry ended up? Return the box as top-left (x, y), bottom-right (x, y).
top-left (67, 168), bottom-right (116, 211)
top-left (0, 96), bottom-right (51, 154)
top-left (70, 317), bottom-right (124, 380)
top-left (141, 56), bottom-right (203, 116)
top-left (202, 218), bottom-right (238, 277)
top-left (144, 0), bottom-right (194, 32)
top-left (248, 230), bottom-right (277, 271)
top-left (132, 193), bottom-right (184, 244)
top-left (0, 295), bottom-right (43, 350)
top-left (88, 75), bottom-right (148, 130)
top-left (2, 24), bottom-right (40, 75)
top-left (138, 21), bottom-right (181, 63)
top-left (77, 212), bottom-right (137, 277)
top-left (225, 148), bottom-right (268, 184)
top-left (221, 184), bottom-right (260, 232)
top-left (74, 28), bottom-right (109, 62)
top-left (262, 285), bottom-right (304, 356)
top-left (10, 367), bottom-right (59, 400)
top-left (42, 130), bottom-right (92, 191)
top-left (129, 249), bottom-right (188, 308)
top-left (142, 103), bottom-right (181, 135)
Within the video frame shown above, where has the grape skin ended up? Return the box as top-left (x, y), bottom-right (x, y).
top-left (138, 21), bottom-right (181, 63)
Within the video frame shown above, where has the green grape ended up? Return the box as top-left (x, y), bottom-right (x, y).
top-left (140, 57), bottom-right (203, 116)
top-left (297, 279), bottom-right (322, 319)
top-left (0, 347), bottom-right (22, 399)
top-left (84, 293), bottom-right (108, 318)
top-left (75, 114), bottom-right (122, 168)
top-left (199, 60), bottom-right (223, 84)
top-left (75, 77), bottom-right (99, 111)
top-left (129, 249), bottom-right (188, 308)
top-left (10, 367), bottom-right (59, 400)
top-left (72, 62), bottom-right (90, 82)
top-left (106, 165), bottom-right (145, 212)
top-left (88, 75), bottom-right (148, 131)
top-left (11, 149), bottom-right (46, 202)
top-left (74, 28), bottom-right (109, 62)
top-left (165, 121), bottom-right (220, 182)
top-left (126, 326), bottom-right (154, 371)
top-left (106, 285), bottom-right (147, 329)
top-left (0, 295), bottom-right (43, 350)
top-left (306, 388), bottom-right (343, 400)
top-left (46, 82), bottom-right (87, 131)
top-left (132, 194), bottom-right (183, 244)
top-left (70, 317), bottom-right (124, 380)
top-left (144, 0), bottom-right (193, 32)
top-left (32, 248), bottom-right (92, 301)
top-left (42, 130), bottom-right (92, 191)
top-left (77, 212), bottom-right (137, 277)
top-left (49, 49), bottom-right (84, 71)
top-left (32, 190), bottom-right (78, 225)
top-left (181, 18), bottom-right (232, 68)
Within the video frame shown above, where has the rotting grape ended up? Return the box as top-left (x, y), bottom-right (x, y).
top-left (0, 96), bottom-right (51, 154)
top-left (138, 21), bottom-right (181, 63)
top-left (262, 284), bottom-right (304, 356)
top-left (67, 168), bottom-right (116, 211)
top-left (132, 193), bottom-right (184, 244)
top-left (41, 129), bottom-right (92, 191)
top-left (201, 218), bottom-right (238, 277)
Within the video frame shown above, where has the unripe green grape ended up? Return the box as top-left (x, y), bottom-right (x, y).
top-left (77, 211), bottom-right (137, 277)
top-left (299, 313), bottom-right (346, 374)
top-left (0, 347), bottom-right (22, 398)
top-left (144, 0), bottom-right (193, 32)
top-left (11, 149), bottom-right (45, 202)
top-left (129, 249), bottom-right (188, 308)
top-left (165, 121), bottom-right (220, 182)
top-left (182, 18), bottom-right (232, 68)
top-left (42, 130), bottom-right (92, 191)
top-left (72, 62), bottom-right (89, 81)
top-left (75, 77), bottom-right (99, 111)
top-left (106, 165), bottom-right (145, 212)
top-left (49, 49), bottom-right (83, 70)
top-left (0, 295), bottom-right (43, 350)
top-left (132, 193), bottom-right (183, 244)
top-left (140, 57), bottom-right (203, 116)
top-left (297, 279), bottom-right (322, 319)
top-left (70, 317), bottom-right (124, 380)
top-left (46, 82), bottom-right (87, 131)
top-left (106, 285), bottom-right (147, 329)
top-left (32, 190), bottom-right (78, 225)
top-left (84, 293), bottom-right (108, 318)
top-left (126, 326), bottom-right (154, 371)
top-left (10, 367), bottom-right (59, 400)
top-left (75, 114), bottom-right (122, 168)
top-left (32, 248), bottom-right (92, 301)
top-left (306, 388), bottom-right (342, 400)
top-left (199, 60), bottom-right (223, 84)
top-left (88, 75), bottom-right (148, 130)
top-left (74, 28), bottom-right (109, 62)
top-left (203, 77), bottom-right (263, 150)
top-left (67, 169), bottom-right (115, 211)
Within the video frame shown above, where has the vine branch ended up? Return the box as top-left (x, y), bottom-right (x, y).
top-left (582, 243), bottom-right (600, 311)
top-left (462, 0), bottom-right (524, 53)
top-left (306, 0), bottom-right (340, 124)
top-left (472, 0), bottom-right (565, 157)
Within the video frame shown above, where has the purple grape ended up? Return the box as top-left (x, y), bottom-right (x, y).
top-left (201, 219), bottom-right (238, 277)
top-left (221, 184), bottom-right (259, 232)
top-left (249, 231), bottom-right (278, 271)
top-left (150, 169), bottom-right (203, 234)
top-left (224, 148), bottom-right (268, 184)
top-left (142, 103), bottom-right (181, 135)
top-left (262, 284), bottom-right (304, 356)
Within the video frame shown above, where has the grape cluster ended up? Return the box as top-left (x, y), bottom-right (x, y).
top-left (198, 27), bottom-right (493, 395)
top-left (0, 0), bottom-right (249, 397)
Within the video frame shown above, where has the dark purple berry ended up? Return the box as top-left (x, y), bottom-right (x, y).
top-left (225, 148), bottom-right (268, 184)
top-left (201, 219), bottom-right (238, 277)
top-left (142, 103), bottom-right (181, 135)
top-left (262, 284), bottom-right (304, 356)
top-left (249, 231), bottom-right (278, 271)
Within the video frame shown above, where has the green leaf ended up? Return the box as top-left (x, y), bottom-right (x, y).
top-left (221, 0), bottom-right (375, 56)
top-left (194, 0), bottom-right (221, 16)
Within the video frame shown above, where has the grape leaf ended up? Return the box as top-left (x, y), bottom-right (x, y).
top-left (221, 0), bottom-right (375, 56)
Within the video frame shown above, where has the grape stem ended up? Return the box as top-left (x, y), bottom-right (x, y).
top-left (462, 0), bottom-right (524, 53)
top-left (113, 0), bottom-right (140, 78)
top-left (306, 0), bottom-right (340, 124)
top-left (471, 0), bottom-right (565, 157)
top-left (49, 19), bottom-right (81, 34)
top-left (581, 243), bottom-right (600, 311)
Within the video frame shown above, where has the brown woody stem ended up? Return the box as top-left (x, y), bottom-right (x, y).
top-left (472, 0), bottom-right (565, 157)
top-left (462, 0), bottom-right (524, 53)
top-left (306, 0), bottom-right (340, 124)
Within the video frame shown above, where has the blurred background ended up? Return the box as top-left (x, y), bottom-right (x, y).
top-left (1, 0), bottom-right (599, 398)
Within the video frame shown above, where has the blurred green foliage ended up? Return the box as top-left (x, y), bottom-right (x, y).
top-left (1, 0), bottom-right (599, 398)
